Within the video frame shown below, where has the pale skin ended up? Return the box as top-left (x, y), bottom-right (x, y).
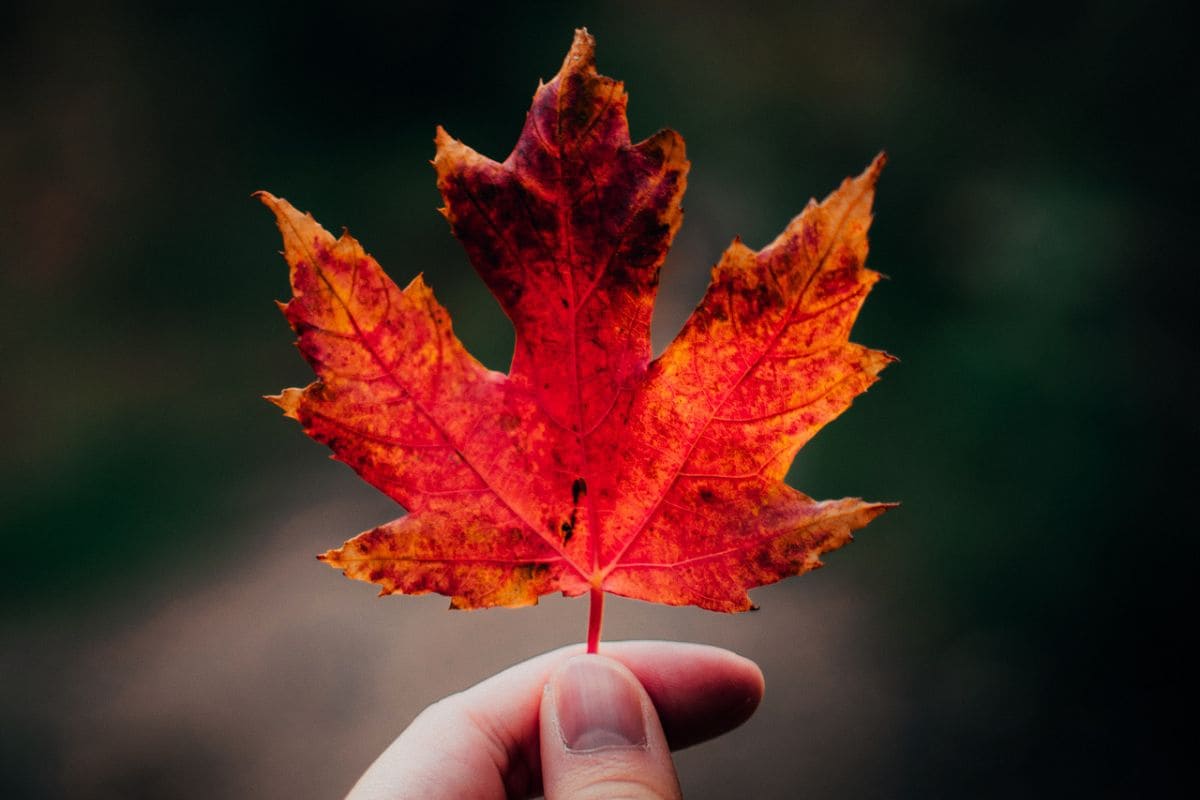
top-left (346, 641), bottom-right (765, 800)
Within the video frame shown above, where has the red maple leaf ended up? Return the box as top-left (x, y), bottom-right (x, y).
top-left (260, 29), bottom-right (894, 651)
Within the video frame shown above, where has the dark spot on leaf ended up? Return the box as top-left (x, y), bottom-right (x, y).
top-left (561, 505), bottom-right (578, 543)
top-left (572, 477), bottom-right (587, 504)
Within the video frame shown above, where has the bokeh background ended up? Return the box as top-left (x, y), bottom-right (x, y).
top-left (2, 1), bottom-right (1192, 797)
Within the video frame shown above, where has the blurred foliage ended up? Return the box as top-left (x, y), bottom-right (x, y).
top-left (1, 0), bottom-right (1193, 796)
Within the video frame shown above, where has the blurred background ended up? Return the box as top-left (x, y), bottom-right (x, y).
top-left (1, 0), bottom-right (1192, 797)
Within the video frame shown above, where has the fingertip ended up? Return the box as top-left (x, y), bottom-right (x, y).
top-left (666, 651), bottom-right (763, 750)
top-left (540, 654), bottom-right (682, 800)
top-left (728, 650), bottom-right (766, 709)
top-left (716, 648), bottom-right (766, 694)
top-left (548, 656), bottom-right (652, 752)
top-left (597, 642), bottom-right (765, 751)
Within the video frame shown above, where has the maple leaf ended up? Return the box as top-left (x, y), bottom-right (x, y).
top-left (260, 29), bottom-right (894, 651)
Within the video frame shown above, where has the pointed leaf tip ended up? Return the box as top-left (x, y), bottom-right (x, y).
top-left (255, 191), bottom-right (310, 232)
top-left (562, 28), bottom-right (597, 74)
top-left (254, 190), bottom-right (283, 212)
top-left (865, 151), bottom-right (887, 183)
top-left (265, 387), bottom-right (302, 419)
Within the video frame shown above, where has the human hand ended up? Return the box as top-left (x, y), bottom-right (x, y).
top-left (345, 641), bottom-right (764, 800)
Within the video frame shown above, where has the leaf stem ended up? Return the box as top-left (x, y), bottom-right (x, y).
top-left (586, 587), bottom-right (604, 654)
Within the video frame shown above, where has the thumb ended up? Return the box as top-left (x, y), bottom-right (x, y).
top-left (540, 654), bottom-right (682, 800)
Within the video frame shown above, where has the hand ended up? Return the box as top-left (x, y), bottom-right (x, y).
top-left (345, 641), bottom-right (765, 800)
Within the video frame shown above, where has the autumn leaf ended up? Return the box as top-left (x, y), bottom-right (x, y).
top-left (260, 29), bottom-right (894, 651)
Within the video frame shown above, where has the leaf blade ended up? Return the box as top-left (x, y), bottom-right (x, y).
top-left (264, 30), bottom-right (894, 627)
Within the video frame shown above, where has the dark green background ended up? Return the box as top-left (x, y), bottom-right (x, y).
top-left (2, 1), bottom-right (1192, 797)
